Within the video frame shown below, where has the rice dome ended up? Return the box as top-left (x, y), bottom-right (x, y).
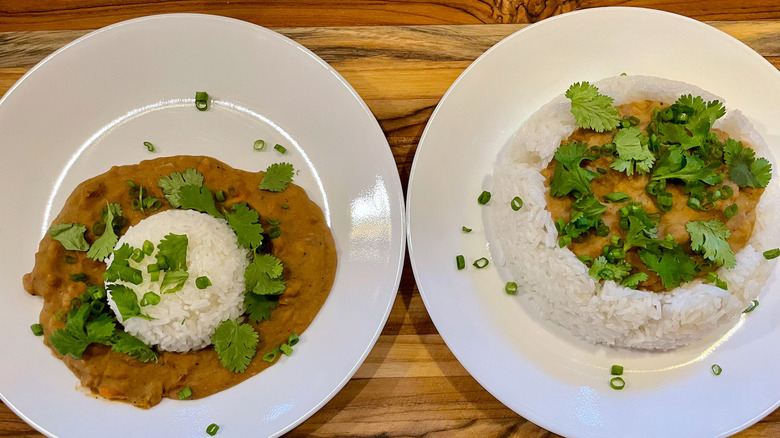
top-left (105, 209), bottom-right (250, 352)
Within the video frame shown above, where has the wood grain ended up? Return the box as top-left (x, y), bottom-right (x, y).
top-left (2, 17), bottom-right (780, 438)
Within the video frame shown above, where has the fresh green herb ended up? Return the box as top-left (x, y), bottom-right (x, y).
top-left (763, 248), bottom-right (780, 260)
top-left (156, 233), bottom-right (188, 271)
top-left (511, 196), bottom-right (523, 211)
top-left (288, 333), bottom-right (300, 346)
top-left (86, 203), bottom-right (123, 261)
top-left (143, 240), bottom-right (154, 255)
top-left (724, 203), bottom-right (738, 219)
top-left (178, 184), bottom-right (223, 218)
top-left (206, 423), bottom-right (219, 436)
top-left (705, 271), bottom-right (728, 290)
top-left (48, 223), bottom-right (89, 251)
top-left (638, 244), bottom-right (697, 290)
top-left (609, 377), bottom-right (625, 390)
top-left (143, 141), bottom-right (155, 152)
top-left (244, 293), bottom-right (279, 323)
top-left (254, 139), bottom-right (266, 151)
top-left (30, 323), bottom-right (44, 336)
top-left (565, 82), bottom-right (620, 132)
top-left (619, 272), bottom-right (648, 289)
top-left (130, 248), bottom-right (145, 263)
top-left (178, 386), bottom-right (192, 399)
top-left (109, 331), bottom-right (158, 362)
top-left (258, 162), bottom-right (294, 192)
top-left (244, 254), bottom-right (286, 295)
top-left (195, 91), bottom-right (209, 111)
top-left (724, 139), bottom-right (772, 188)
top-left (653, 95), bottom-right (725, 154)
top-left (462, 226), bottom-right (472, 233)
top-left (109, 284), bottom-right (153, 321)
top-left (126, 181), bottom-right (161, 215)
top-left (686, 220), bottom-right (736, 268)
top-left (610, 127), bottom-right (655, 176)
top-left (211, 320), bottom-right (259, 373)
top-left (274, 144), bottom-right (287, 154)
top-left (558, 194), bottom-right (607, 241)
top-left (158, 168), bottom-right (205, 208)
top-left (268, 226), bottom-right (282, 239)
top-left (160, 270), bottom-right (189, 294)
top-left (743, 299), bottom-right (759, 313)
top-left (589, 256), bottom-right (632, 282)
top-left (473, 257), bottom-right (489, 268)
top-left (263, 346), bottom-right (280, 362)
top-left (196, 276), bottom-right (211, 289)
top-left (69, 273), bottom-right (88, 282)
top-left (103, 244), bottom-right (143, 285)
top-left (549, 142), bottom-right (599, 198)
top-left (651, 150), bottom-right (721, 186)
top-left (711, 364), bottom-right (722, 375)
top-left (477, 191), bottom-right (491, 205)
top-left (49, 306), bottom-right (115, 360)
top-left (281, 204), bottom-right (289, 209)
top-left (656, 191), bottom-right (674, 213)
top-left (604, 192), bottom-right (631, 203)
top-left (505, 282), bottom-right (518, 295)
top-left (140, 292), bottom-right (161, 307)
top-left (456, 255), bottom-right (465, 270)
top-left (280, 343), bottom-right (293, 356)
top-left (611, 365), bottom-right (624, 376)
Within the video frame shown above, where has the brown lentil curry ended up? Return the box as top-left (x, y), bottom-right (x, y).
top-left (23, 155), bottom-right (337, 408)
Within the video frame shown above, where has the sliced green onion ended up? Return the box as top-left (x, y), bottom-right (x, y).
top-left (268, 226), bottom-right (282, 239)
top-left (609, 377), bottom-right (625, 390)
top-left (215, 190), bottom-right (226, 202)
top-left (92, 221), bottom-right (106, 236)
top-left (288, 333), bottom-right (300, 346)
top-left (610, 365), bottom-right (623, 376)
top-left (456, 255), bottom-right (465, 270)
top-left (462, 226), bottom-right (472, 233)
top-left (90, 300), bottom-right (105, 313)
top-left (143, 141), bottom-right (155, 152)
top-left (281, 204), bottom-right (289, 209)
top-left (63, 254), bottom-right (78, 264)
top-left (195, 91), bottom-right (209, 111)
top-left (253, 139), bottom-right (266, 151)
top-left (724, 204), bottom-right (738, 219)
top-left (720, 185), bottom-right (733, 200)
top-left (131, 248), bottom-right (145, 263)
top-left (605, 192), bottom-right (631, 203)
top-left (711, 364), bottom-right (722, 376)
top-left (140, 292), bottom-right (161, 307)
top-left (150, 270), bottom-right (160, 282)
top-left (263, 347), bottom-right (280, 362)
top-left (280, 343), bottom-right (293, 356)
top-left (588, 145), bottom-right (601, 159)
top-left (511, 196), bottom-right (523, 211)
top-left (143, 240), bottom-right (154, 256)
top-left (656, 192), bottom-right (673, 212)
top-left (274, 144), bottom-right (287, 154)
top-left (70, 273), bottom-right (87, 282)
top-left (743, 299), bottom-right (759, 313)
top-left (147, 263), bottom-right (160, 273)
top-left (268, 218), bottom-right (281, 226)
top-left (763, 248), bottom-right (780, 260)
top-left (178, 386), bottom-right (192, 399)
top-left (597, 167), bottom-right (607, 174)
top-left (504, 282), bottom-right (518, 295)
top-left (206, 423), bottom-right (219, 436)
top-left (600, 143), bottom-right (616, 155)
top-left (477, 191), bottom-right (491, 205)
top-left (473, 257), bottom-right (489, 269)
top-left (576, 254), bottom-right (594, 266)
top-left (196, 276), bottom-right (211, 289)
top-left (558, 235), bottom-right (572, 248)
top-left (30, 323), bottom-right (44, 336)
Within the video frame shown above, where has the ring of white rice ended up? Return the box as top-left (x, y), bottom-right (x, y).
top-left (489, 75), bottom-right (780, 350)
top-left (105, 209), bottom-right (250, 352)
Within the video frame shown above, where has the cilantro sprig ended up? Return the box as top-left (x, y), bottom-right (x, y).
top-left (566, 82), bottom-right (621, 132)
top-left (86, 203), bottom-right (124, 261)
top-left (724, 139), bottom-right (772, 188)
top-left (211, 319), bottom-right (259, 373)
top-left (549, 142), bottom-right (599, 198)
top-left (49, 223), bottom-right (89, 251)
top-left (259, 162), bottom-right (294, 192)
top-left (686, 220), bottom-right (736, 268)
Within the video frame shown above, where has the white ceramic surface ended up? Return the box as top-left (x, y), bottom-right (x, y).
top-left (407, 7), bottom-right (780, 438)
top-left (0, 14), bottom-right (405, 438)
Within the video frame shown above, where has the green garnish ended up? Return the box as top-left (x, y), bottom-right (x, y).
top-left (158, 168), bottom-right (204, 208)
top-left (103, 243), bottom-right (143, 284)
top-left (156, 233), bottom-right (188, 271)
top-left (705, 272), bottom-right (728, 290)
top-left (549, 142), bottom-right (599, 198)
top-left (30, 323), bottom-right (44, 336)
top-left (610, 365), bottom-right (623, 375)
top-left (456, 255), bottom-right (465, 270)
top-left (274, 144), bottom-right (287, 154)
top-left (196, 276), bottom-right (211, 289)
top-left (140, 292), bottom-right (161, 307)
top-left (610, 126), bottom-right (655, 176)
top-left (462, 226), bottom-right (472, 233)
top-left (109, 284), bottom-right (153, 321)
top-left (724, 204), bottom-right (738, 219)
top-left (126, 181), bottom-right (162, 215)
top-left (763, 248), bottom-right (780, 260)
top-left (244, 293), bottom-right (279, 323)
top-left (477, 191), bottom-right (491, 205)
top-left (743, 299), bottom-right (759, 313)
top-left (258, 162), bottom-right (294, 192)
top-left (48, 223), bottom-right (89, 251)
top-left (686, 220), bottom-right (736, 268)
top-left (143, 240), bottom-right (154, 255)
top-left (565, 82), bottom-right (620, 132)
top-left (206, 423), bottom-right (219, 436)
top-left (244, 254), bottom-right (286, 295)
top-left (724, 139), bottom-right (772, 188)
top-left (86, 203), bottom-right (123, 261)
top-left (268, 226), bottom-right (282, 239)
top-left (69, 273), bottom-right (88, 282)
top-left (211, 319), bottom-right (259, 373)
top-left (511, 196), bottom-right (523, 211)
top-left (160, 270), bottom-right (189, 294)
top-left (711, 364), bottom-right (722, 375)
top-left (262, 347), bottom-right (280, 362)
top-left (178, 386), bottom-right (192, 400)
top-left (49, 306), bottom-right (115, 360)
top-left (638, 243), bottom-right (697, 290)
top-left (505, 282), bottom-right (518, 295)
top-left (254, 139), bottom-right (266, 151)
top-left (143, 141), bottom-right (155, 152)
top-left (473, 257), bottom-right (489, 268)
top-left (604, 192), bottom-right (631, 203)
top-left (619, 272), bottom-right (648, 289)
top-left (178, 184), bottom-right (223, 218)
top-left (195, 91), bottom-right (209, 111)
top-left (589, 256), bottom-right (631, 282)
top-left (609, 377), bottom-right (625, 390)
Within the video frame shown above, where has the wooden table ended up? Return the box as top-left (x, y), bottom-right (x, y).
top-left (2, 2), bottom-right (779, 437)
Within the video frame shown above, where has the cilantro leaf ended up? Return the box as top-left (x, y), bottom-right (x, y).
top-left (244, 254), bottom-right (286, 296)
top-left (156, 233), bottom-right (188, 271)
top-left (724, 139), bottom-right (772, 188)
top-left (211, 320), bottom-right (259, 373)
top-left (103, 243), bottom-right (143, 284)
top-left (258, 163), bottom-right (294, 192)
top-left (639, 244), bottom-right (697, 289)
top-left (225, 203), bottom-right (264, 249)
top-left (549, 142), bottom-right (599, 197)
top-left (111, 331), bottom-right (158, 362)
top-left (49, 305), bottom-right (116, 359)
top-left (588, 256), bottom-right (632, 282)
top-left (48, 223), bottom-right (89, 251)
top-left (610, 127), bottom-right (655, 176)
top-left (565, 82), bottom-right (620, 132)
top-left (686, 220), bottom-right (736, 268)
top-left (157, 168), bottom-right (204, 208)
top-left (87, 203), bottom-right (123, 261)
top-left (620, 272), bottom-right (648, 289)
top-left (160, 270), bottom-right (189, 294)
top-left (109, 284), bottom-right (152, 321)
top-left (178, 184), bottom-right (223, 218)
top-left (623, 216), bottom-right (657, 252)
top-left (245, 293), bottom-right (279, 323)
top-left (651, 151), bottom-right (722, 186)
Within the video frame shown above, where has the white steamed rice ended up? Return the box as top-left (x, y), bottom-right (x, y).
top-left (489, 75), bottom-right (780, 349)
top-left (105, 209), bottom-right (250, 352)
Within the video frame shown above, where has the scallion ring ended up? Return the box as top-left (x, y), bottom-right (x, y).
top-left (743, 299), bottom-right (759, 313)
top-left (473, 257), bottom-right (489, 269)
top-left (206, 423), bottom-right (219, 436)
top-left (195, 276), bottom-right (212, 289)
top-left (274, 144), bottom-right (287, 154)
top-left (462, 226), bottom-right (472, 233)
top-left (611, 365), bottom-right (623, 376)
top-left (30, 323), bottom-right (44, 336)
top-left (253, 139), bottom-right (266, 151)
top-left (477, 191), bottom-right (491, 205)
top-left (711, 364), bottom-right (722, 376)
top-left (505, 282), bottom-right (518, 295)
top-left (195, 91), bottom-right (209, 111)
top-left (456, 255), bottom-right (465, 270)
top-left (143, 141), bottom-right (155, 152)
top-left (511, 196), bottom-right (523, 211)
top-left (763, 248), bottom-right (780, 260)
top-left (609, 377), bottom-right (625, 390)
top-left (724, 204), bottom-right (738, 219)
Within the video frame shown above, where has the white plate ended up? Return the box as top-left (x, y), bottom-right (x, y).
top-left (407, 7), bottom-right (780, 438)
top-left (0, 14), bottom-right (405, 438)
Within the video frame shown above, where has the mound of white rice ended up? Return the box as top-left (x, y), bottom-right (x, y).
top-left (489, 75), bottom-right (780, 350)
top-left (105, 209), bottom-right (249, 352)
